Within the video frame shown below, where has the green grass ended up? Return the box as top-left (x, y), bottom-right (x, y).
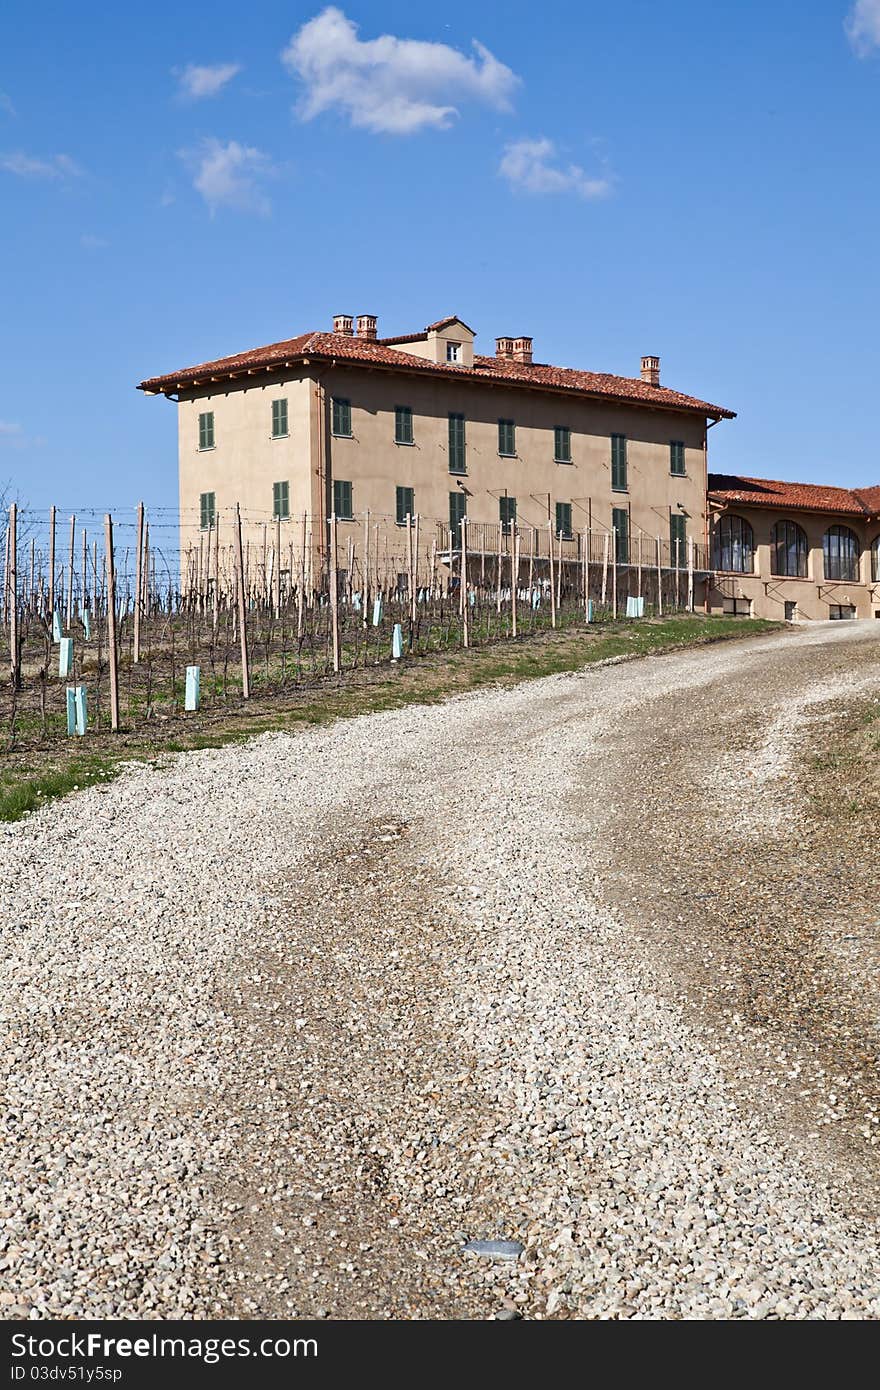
top-left (0, 757), bottom-right (118, 823)
top-left (0, 614), bottom-right (782, 823)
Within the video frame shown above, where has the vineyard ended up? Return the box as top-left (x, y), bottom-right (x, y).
top-left (2, 501), bottom-right (709, 748)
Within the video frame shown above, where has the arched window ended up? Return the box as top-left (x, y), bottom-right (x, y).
top-left (823, 525), bottom-right (860, 582)
top-left (715, 515), bottom-right (754, 573)
top-left (871, 536), bottom-right (880, 583)
top-left (771, 520), bottom-right (808, 578)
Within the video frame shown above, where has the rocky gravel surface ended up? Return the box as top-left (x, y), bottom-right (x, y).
top-left (2, 619), bottom-right (880, 1319)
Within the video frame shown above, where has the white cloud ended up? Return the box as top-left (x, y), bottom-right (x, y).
top-left (499, 137), bottom-right (612, 199)
top-left (80, 233), bottom-right (109, 250)
top-left (174, 61), bottom-right (241, 99)
top-left (0, 92), bottom-right (16, 117)
top-left (0, 151), bottom-right (83, 178)
top-left (281, 6), bottom-right (519, 134)
top-left (180, 137), bottom-right (274, 215)
top-left (846, 1), bottom-right (880, 55)
top-left (0, 420), bottom-right (44, 450)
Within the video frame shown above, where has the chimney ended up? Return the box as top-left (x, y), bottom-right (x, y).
top-left (641, 354), bottom-right (660, 386)
top-left (332, 313), bottom-right (353, 335)
top-left (356, 314), bottom-right (377, 340)
top-left (512, 336), bottom-right (533, 365)
top-left (495, 337), bottom-right (515, 360)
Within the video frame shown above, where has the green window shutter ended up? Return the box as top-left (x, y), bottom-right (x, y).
top-left (272, 399), bottom-right (288, 438)
top-left (554, 426), bottom-right (571, 463)
top-left (555, 502), bottom-right (572, 538)
top-left (612, 507), bottom-right (629, 563)
top-left (396, 486), bottom-right (414, 525)
top-left (333, 480), bottom-right (353, 518)
top-left (199, 411), bottom-right (214, 450)
top-left (448, 413), bottom-right (466, 473)
top-left (449, 490), bottom-right (466, 537)
top-left (200, 491), bottom-right (215, 530)
top-left (670, 440), bottom-right (685, 475)
top-left (611, 434), bottom-right (627, 490)
top-left (499, 496), bottom-right (517, 534)
top-left (273, 481), bottom-right (289, 519)
top-left (332, 398), bottom-right (352, 436)
top-left (498, 419), bottom-right (515, 456)
top-left (394, 406), bottom-right (413, 444)
top-left (670, 514), bottom-right (686, 563)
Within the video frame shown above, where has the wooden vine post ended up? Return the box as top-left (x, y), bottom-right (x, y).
top-left (548, 519), bottom-right (557, 629)
top-left (48, 504), bottom-right (56, 621)
top-left (133, 501), bottom-right (144, 663)
top-left (329, 512), bottom-right (341, 673)
top-left (460, 515), bottom-right (469, 649)
top-left (234, 503), bottom-right (250, 698)
top-left (104, 512), bottom-right (120, 730)
top-left (65, 514), bottom-right (76, 631)
top-left (8, 503), bottom-right (18, 688)
top-left (511, 526), bottom-right (520, 638)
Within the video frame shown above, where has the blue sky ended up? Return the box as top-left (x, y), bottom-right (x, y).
top-left (2, 1), bottom-right (879, 511)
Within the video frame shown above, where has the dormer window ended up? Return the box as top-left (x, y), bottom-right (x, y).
top-left (446, 341), bottom-right (462, 362)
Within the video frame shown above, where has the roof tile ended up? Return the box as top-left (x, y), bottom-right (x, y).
top-left (708, 473), bottom-right (880, 518)
top-left (138, 327), bottom-right (734, 419)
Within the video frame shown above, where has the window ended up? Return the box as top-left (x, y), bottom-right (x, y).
top-left (670, 513), bottom-right (687, 565)
top-left (332, 398), bottom-right (352, 437)
top-left (771, 520), bottom-right (808, 578)
top-left (555, 502), bottom-right (573, 539)
top-left (611, 434), bottom-right (627, 491)
top-left (447, 341), bottom-right (462, 362)
top-left (199, 491), bottom-right (216, 531)
top-left (829, 604), bottom-right (857, 620)
top-left (613, 507), bottom-right (629, 563)
top-left (271, 399), bottom-right (288, 438)
top-left (198, 411), bottom-right (214, 450)
top-left (670, 440), bottom-right (686, 476)
top-left (498, 419), bottom-right (516, 457)
top-left (824, 525), bottom-right (860, 582)
top-left (723, 597), bottom-right (752, 617)
top-left (394, 406), bottom-right (413, 445)
top-left (449, 490), bottom-right (466, 539)
top-left (396, 485), bottom-right (414, 526)
top-left (448, 413), bottom-right (466, 474)
top-left (784, 601), bottom-right (798, 622)
top-left (333, 480), bottom-right (353, 519)
top-left (872, 536), bottom-right (880, 582)
top-left (554, 426), bottom-right (571, 463)
top-left (499, 496), bottom-right (517, 535)
top-left (716, 515), bottom-right (754, 573)
top-left (272, 480), bottom-right (289, 520)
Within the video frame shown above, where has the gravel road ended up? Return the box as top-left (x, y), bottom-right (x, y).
top-left (3, 620), bottom-right (880, 1320)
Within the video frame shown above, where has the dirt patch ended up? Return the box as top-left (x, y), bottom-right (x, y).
top-left (582, 631), bottom-right (880, 1212)
top-left (211, 817), bottom-right (515, 1319)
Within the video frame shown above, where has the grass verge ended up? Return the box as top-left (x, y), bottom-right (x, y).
top-left (1, 614), bottom-right (782, 823)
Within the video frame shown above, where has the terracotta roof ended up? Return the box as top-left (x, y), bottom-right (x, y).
top-left (138, 328), bottom-right (734, 419)
top-left (708, 473), bottom-right (880, 518)
top-left (377, 330), bottom-right (428, 345)
top-left (424, 314), bottom-right (476, 334)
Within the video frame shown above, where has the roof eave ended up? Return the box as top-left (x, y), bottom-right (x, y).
top-left (138, 349), bottom-right (734, 419)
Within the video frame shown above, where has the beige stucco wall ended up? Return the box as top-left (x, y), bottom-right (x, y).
top-left (708, 503), bottom-right (880, 620)
top-left (177, 371), bottom-right (316, 567)
top-left (177, 356), bottom-right (713, 589)
top-left (384, 320), bottom-right (475, 367)
top-left (322, 364), bottom-right (707, 557)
